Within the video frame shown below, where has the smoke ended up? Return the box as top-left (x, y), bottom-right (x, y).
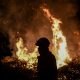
top-left (0, 0), bottom-right (80, 57)
top-left (0, 0), bottom-right (40, 31)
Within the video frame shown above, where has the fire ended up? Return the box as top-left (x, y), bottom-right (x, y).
top-left (16, 37), bottom-right (38, 69)
top-left (15, 6), bottom-right (72, 69)
top-left (42, 7), bottom-right (72, 68)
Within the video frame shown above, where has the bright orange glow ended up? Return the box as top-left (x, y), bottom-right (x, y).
top-left (16, 37), bottom-right (38, 69)
top-left (16, 7), bottom-right (72, 69)
top-left (42, 7), bottom-right (72, 68)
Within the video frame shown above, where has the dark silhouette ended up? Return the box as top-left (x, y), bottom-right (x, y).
top-left (0, 32), bottom-right (12, 80)
top-left (0, 32), bottom-right (12, 59)
top-left (36, 37), bottom-right (57, 80)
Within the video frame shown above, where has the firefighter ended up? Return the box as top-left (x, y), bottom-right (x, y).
top-left (36, 37), bottom-right (57, 80)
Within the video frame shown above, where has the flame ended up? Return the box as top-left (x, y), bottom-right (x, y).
top-left (42, 7), bottom-right (72, 68)
top-left (15, 7), bottom-right (72, 69)
top-left (16, 37), bottom-right (38, 69)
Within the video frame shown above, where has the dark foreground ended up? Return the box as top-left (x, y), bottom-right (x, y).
top-left (0, 58), bottom-right (80, 80)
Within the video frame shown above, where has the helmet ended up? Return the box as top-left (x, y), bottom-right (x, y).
top-left (36, 37), bottom-right (50, 47)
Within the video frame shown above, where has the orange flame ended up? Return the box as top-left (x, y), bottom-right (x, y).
top-left (16, 37), bottom-right (38, 69)
top-left (16, 7), bottom-right (72, 69)
top-left (42, 7), bottom-right (72, 68)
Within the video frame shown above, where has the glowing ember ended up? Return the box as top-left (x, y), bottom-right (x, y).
top-left (42, 7), bottom-right (72, 68)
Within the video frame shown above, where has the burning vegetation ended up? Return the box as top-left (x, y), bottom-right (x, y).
top-left (14, 6), bottom-right (72, 70)
top-left (16, 37), bottom-right (38, 70)
top-left (0, 0), bottom-right (80, 80)
top-left (42, 6), bottom-right (71, 68)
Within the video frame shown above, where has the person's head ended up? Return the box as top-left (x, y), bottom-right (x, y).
top-left (36, 37), bottom-right (50, 53)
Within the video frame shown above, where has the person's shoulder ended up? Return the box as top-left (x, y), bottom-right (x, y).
top-left (49, 51), bottom-right (55, 56)
top-left (49, 52), bottom-right (56, 59)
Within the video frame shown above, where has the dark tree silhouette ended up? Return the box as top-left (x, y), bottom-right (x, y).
top-left (0, 31), bottom-right (12, 80)
top-left (0, 32), bottom-right (12, 59)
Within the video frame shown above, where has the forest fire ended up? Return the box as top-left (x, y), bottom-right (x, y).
top-left (15, 6), bottom-right (72, 69)
top-left (0, 1), bottom-right (80, 80)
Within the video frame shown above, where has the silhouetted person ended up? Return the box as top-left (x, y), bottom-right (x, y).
top-left (36, 37), bottom-right (57, 80)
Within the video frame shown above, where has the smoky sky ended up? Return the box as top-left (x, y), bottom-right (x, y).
top-left (0, 0), bottom-right (80, 57)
